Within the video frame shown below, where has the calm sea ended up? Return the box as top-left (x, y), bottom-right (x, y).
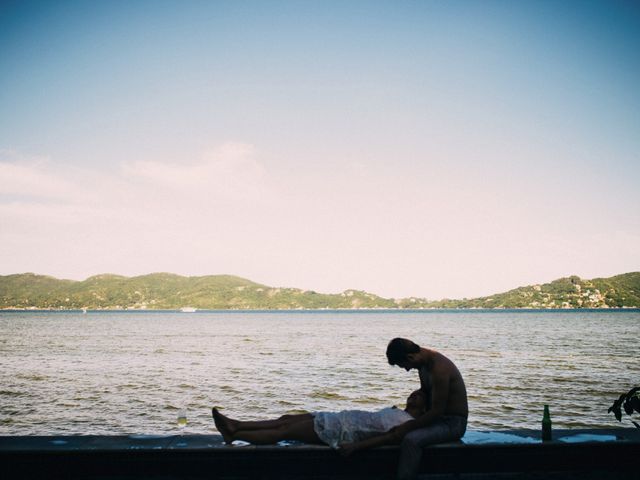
top-left (1, 310), bottom-right (638, 436)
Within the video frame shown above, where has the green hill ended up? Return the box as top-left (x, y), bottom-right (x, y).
top-left (426, 272), bottom-right (640, 309)
top-left (0, 272), bottom-right (638, 310)
top-left (0, 273), bottom-right (395, 309)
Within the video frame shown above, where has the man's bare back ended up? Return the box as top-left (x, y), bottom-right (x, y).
top-left (418, 349), bottom-right (468, 418)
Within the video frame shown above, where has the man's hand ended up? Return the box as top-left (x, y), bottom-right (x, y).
top-left (338, 442), bottom-right (359, 457)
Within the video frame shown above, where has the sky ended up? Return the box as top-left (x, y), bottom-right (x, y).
top-left (0, 0), bottom-right (639, 299)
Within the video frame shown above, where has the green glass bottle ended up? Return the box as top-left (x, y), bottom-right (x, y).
top-left (542, 404), bottom-right (552, 442)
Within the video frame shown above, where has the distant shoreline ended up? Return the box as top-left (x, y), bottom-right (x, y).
top-left (2, 271), bottom-right (638, 310)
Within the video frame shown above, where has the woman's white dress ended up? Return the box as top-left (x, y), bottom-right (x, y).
top-left (313, 407), bottom-right (412, 448)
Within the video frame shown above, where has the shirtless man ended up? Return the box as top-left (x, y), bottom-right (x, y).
top-left (384, 337), bottom-right (468, 480)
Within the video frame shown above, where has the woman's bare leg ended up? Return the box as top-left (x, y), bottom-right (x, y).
top-left (212, 408), bottom-right (234, 443)
top-left (231, 414), bottom-right (312, 431)
top-left (212, 408), bottom-right (312, 443)
top-left (232, 417), bottom-right (322, 445)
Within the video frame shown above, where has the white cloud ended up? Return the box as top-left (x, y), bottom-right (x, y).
top-left (0, 145), bottom-right (279, 264)
top-left (0, 151), bottom-right (75, 200)
top-left (0, 142), bottom-right (274, 226)
top-left (121, 142), bottom-right (270, 202)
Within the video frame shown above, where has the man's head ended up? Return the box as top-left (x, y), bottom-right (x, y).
top-left (386, 337), bottom-right (421, 370)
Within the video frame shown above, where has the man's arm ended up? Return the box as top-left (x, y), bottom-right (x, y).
top-left (392, 367), bottom-right (451, 438)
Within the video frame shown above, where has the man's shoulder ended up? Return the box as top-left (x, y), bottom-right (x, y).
top-left (429, 353), bottom-right (457, 375)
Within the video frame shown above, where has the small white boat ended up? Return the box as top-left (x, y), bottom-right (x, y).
top-left (180, 307), bottom-right (197, 313)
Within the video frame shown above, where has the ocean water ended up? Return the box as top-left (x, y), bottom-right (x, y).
top-left (0, 310), bottom-right (638, 435)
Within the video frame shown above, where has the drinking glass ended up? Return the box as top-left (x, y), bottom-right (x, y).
top-left (177, 409), bottom-right (187, 434)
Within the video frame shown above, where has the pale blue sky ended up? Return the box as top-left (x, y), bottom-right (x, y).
top-left (1, 0), bottom-right (639, 298)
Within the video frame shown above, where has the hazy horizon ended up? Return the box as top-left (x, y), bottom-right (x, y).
top-left (1, 1), bottom-right (639, 299)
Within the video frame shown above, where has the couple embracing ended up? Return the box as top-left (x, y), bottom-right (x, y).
top-left (212, 338), bottom-right (468, 480)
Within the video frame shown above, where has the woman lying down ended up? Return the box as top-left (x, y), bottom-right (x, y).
top-left (212, 389), bottom-right (427, 455)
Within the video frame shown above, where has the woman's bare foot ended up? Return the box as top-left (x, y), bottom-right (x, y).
top-left (212, 407), bottom-right (236, 444)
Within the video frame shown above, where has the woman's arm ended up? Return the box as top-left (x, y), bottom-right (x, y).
top-left (338, 428), bottom-right (402, 457)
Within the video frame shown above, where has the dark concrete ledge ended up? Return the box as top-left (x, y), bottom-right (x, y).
top-left (1, 428), bottom-right (639, 479)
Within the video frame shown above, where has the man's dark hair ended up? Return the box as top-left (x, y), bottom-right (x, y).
top-left (386, 338), bottom-right (421, 365)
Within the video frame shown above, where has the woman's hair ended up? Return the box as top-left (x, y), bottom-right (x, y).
top-left (386, 338), bottom-right (421, 365)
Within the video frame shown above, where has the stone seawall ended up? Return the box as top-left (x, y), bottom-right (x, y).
top-left (1, 428), bottom-right (639, 479)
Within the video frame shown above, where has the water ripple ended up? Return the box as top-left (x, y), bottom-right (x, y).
top-left (1, 310), bottom-right (638, 435)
